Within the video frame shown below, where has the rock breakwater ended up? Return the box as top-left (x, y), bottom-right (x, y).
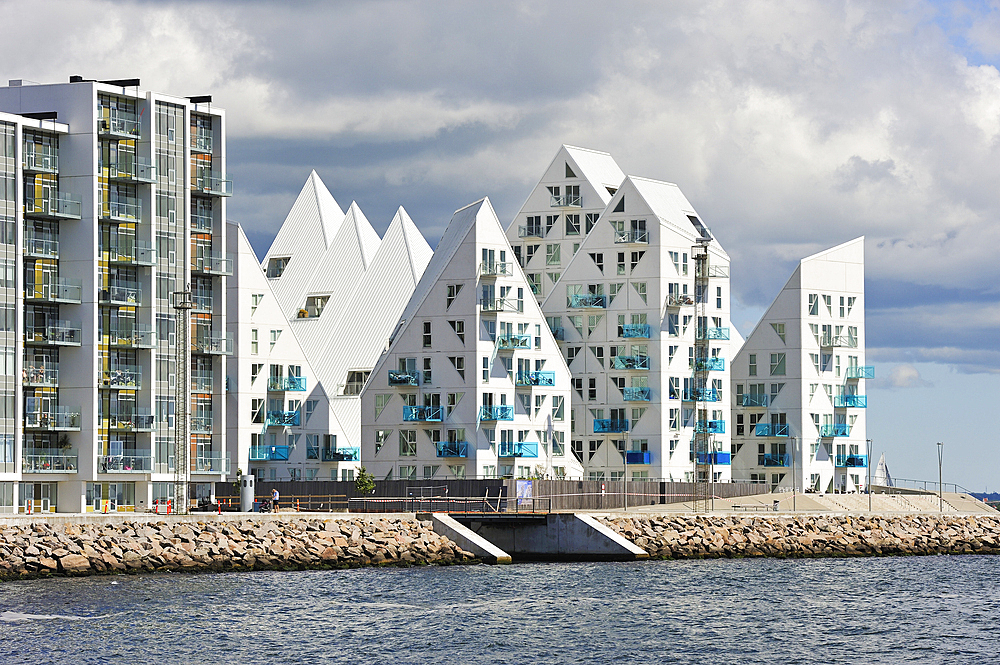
top-left (0, 516), bottom-right (476, 580)
top-left (600, 513), bottom-right (1000, 558)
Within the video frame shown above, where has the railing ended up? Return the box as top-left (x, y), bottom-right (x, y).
top-left (266, 410), bottom-right (300, 427)
top-left (192, 171), bottom-right (233, 196)
top-left (436, 441), bottom-right (469, 458)
top-left (480, 297), bottom-right (521, 313)
top-left (23, 149), bottom-right (58, 173)
top-left (193, 254), bottom-right (233, 275)
top-left (251, 445), bottom-right (290, 461)
top-left (25, 323), bottom-right (82, 346)
top-left (694, 356), bottom-right (725, 371)
top-left (845, 366), bottom-right (875, 380)
top-left (267, 376), bottom-right (307, 391)
top-left (594, 419), bottom-right (629, 433)
top-left (696, 327), bottom-right (730, 340)
top-left (479, 261), bottom-right (514, 277)
top-left (193, 334), bottom-right (233, 355)
top-left (100, 285), bottom-right (141, 305)
top-left (109, 155), bottom-right (155, 183)
top-left (105, 241), bottom-right (155, 266)
top-left (496, 334), bottom-right (531, 350)
top-left (100, 367), bottom-right (142, 389)
top-left (835, 454), bottom-right (868, 468)
top-left (103, 199), bottom-right (140, 221)
top-left (22, 365), bottom-right (58, 387)
top-left (23, 452), bottom-right (78, 473)
top-left (625, 451), bottom-right (651, 465)
top-left (517, 225), bottom-right (545, 238)
top-left (760, 454), bottom-right (790, 467)
top-left (741, 394), bottom-right (769, 407)
top-left (191, 129), bottom-right (213, 153)
top-left (192, 454), bottom-right (230, 474)
top-left (24, 409), bottom-right (80, 430)
top-left (612, 355), bottom-right (650, 370)
top-left (98, 455), bottom-right (153, 473)
top-left (664, 294), bottom-right (695, 307)
top-left (623, 387), bottom-right (651, 401)
top-left (26, 278), bottom-right (83, 304)
top-left (24, 193), bottom-right (82, 219)
top-left (191, 372), bottom-right (214, 392)
top-left (108, 413), bottom-right (154, 431)
top-left (754, 423), bottom-right (789, 437)
top-left (696, 452), bottom-right (731, 465)
top-left (388, 370), bottom-right (419, 386)
top-left (684, 387), bottom-right (720, 402)
top-left (569, 293), bottom-right (606, 308)
top-left (550, 194), bottom-right (582, 207)
top-left (696, 264), bottom-right (730, 279)
top-left (821, 335), bottom-right (858, 348)
top-left (550, 326), bottom-right (565, 340)
top-left (820, 424), bottom-right (851, 437)
top-left (348, 496), bottom-right (551, 515)
top-left (403, 405), bottom-right (443, 422)
top-left (695, 419), bottom-right (726, 434)
top-left (191, 294), bottom-right (213, 312)
top-left (107, 327), bottom-right (155, 348)
top-left (479, 405), bottom-right (514, 421)
top-left (833, 394), bottom-right (867, 408)
top-left (191, 211), bottom-right (214, 232)
top-left (23, 235), bottom-right (59, 258)
top-left (191, 416), bottom-right (214, 433)
top-left (887, 477), bottom-right (975, 495)
top-left (98, 115), bottom-right (140, 138)
top-left (622, 323), bottom-right (651, 338)
top-left (499, 441), bottom-right (538, 458)
top-left (322, 447), bottom-right (359, 462)
top-left (614, 230), bottom-right (648, 244)
top-left (515, 371), bottom-right (556, 387)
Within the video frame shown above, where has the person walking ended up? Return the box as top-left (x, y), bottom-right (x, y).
top-left (271, 487), bottom-right (280, 512)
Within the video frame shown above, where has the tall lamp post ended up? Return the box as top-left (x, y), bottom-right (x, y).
top-left (866, 438), bottom-right (872, 512)
top-left (937, 441), bottom-right (944, 513)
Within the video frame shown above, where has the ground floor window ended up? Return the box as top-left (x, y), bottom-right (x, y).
top-left (86, 482), bottom-right (136, 512)
top-left (0, 482), bottom-right (14, 513)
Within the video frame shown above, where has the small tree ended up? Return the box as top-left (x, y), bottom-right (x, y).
top-left (355, 466), bottom-right (376, 494)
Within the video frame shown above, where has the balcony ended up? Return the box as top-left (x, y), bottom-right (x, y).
top-left (694, 356), bottom-right (725, 372)
top-left (251, 445), bottom-right (290, 462)
top-left (820, 424), bottom-right (851, 437)
top-left (192, 454), bottom-right (230, 475)
top-left (696, 327), bottom-right (730, 340)
top-left (499, 441), bottom-right (538, 458)
top-left (322, 447), bottom-right (359, 462)
top-left (625, 451), bottom-right (651, 465)
top-left (835, 454), bottom-right (868, 468)
top-left (480, 297), bottom-right (521, 313)
top-left (23, 235), bottom-right (59, 259)
top-left (550, 194), bottom-right (582, 207)
top-left (24, 194), bottom-right (82, 220)
top-left (98, 116), bottom-right (140, 139)
top-left (22, 451), bottom-right (78, 473)
top-left (25, 409), bottom-right (80, 431)
top-left (550, 326), bottom-right (565, 341)
top-left (267, 376), bottom-right (307, 391)
top-left (191, 211), bottom-right (214, 232)
top-left (496, 334), bottom-right (531, 350)
top-left (108, 412), bottom-right (154, 432)
top-left (754, 423), bottom-right (789, 437)
top-left (436, 441), bottom-right (469, 458)
top-left (696, 451), bottom-right (731, 465)
top-left (479, 405), bottom-right (514, 421)
top-left (192, 253), bottom-right (233, 276)
top-left (623, 387), bottom-right (651, 401)
top-left (26, 278), bottom-right (83, 304)
top-left (23, 364), bottom-right (58, 387)
top-left (191, 129), bottom-right (213, 153)
top-left (833, 394), bottom-right (868, 408)
top-left (191, 416), bottom-right (214, 433)
top-left (569, 293), bottom-right (606, 308)
top-left (192, 294), bottom-right (213, 313)
top-left (517, 225), bottom-right (545, 238)
top-left (760, 454), bottom-right (790, 467)
top-left (192, 171), bottom-right (233, 197)
top-left (193, 333), bottom-right (233, 355)
top-left (846, 366), bottom-right (875, 380)
top-left (107, 326), bottom-right (155, 348)
top-left (99, 285), bottom-right (141, 306)
top-left (614, 230), bottom-right (648, 244)
top-left (265, 410), bottom-right (300, 427)
top-left (612, 354), bottom-right (650, 370)
top-left (821, 335), bottom-right (858, 349)
top-left (594, 419), bottom-right (629, 433)
top-left (105, 241), bottom-right (155, 266)
top-left (741, 393), bottom-right (769, 408)
top-left (403, 405), bottom-right (443, 422)
top-left (479, 262), bottom-right (514, 277)
top-left (664, 294), bottom-right (695, 307)
top-left (683, 387), bottom-right (720, 402)
top-left (23, 149), bottom-right (58, 173)
top-left (108, 155), bottom-right (155, 183)
top-left (100, 366), bottom-right (142, 389)
top-left (622, 323), bottom-right (650, 338)
top-left (695, 419), bottom-right (726, 434)
top-left (516, 371), bottom-right (556, 387)
top-left (191, 372), bottom-right (214, 392)
top-left (25, 322), bottom-right (82, 347)
top-left (98, 455), bottom-right (153, 473)
top-left (101, 199), bottom-right (140, 222)
top-left (388, 370), bottom-right (419, 386)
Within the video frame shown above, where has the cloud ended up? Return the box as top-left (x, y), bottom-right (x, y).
top-left (882, 364), bottom-right (934, 389)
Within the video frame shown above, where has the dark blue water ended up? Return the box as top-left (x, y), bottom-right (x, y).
top-left (2, 556), bottom-right (999, 664)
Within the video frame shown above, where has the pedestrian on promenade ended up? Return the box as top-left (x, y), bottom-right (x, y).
top-left (272, 487), bottom-right (280, 512)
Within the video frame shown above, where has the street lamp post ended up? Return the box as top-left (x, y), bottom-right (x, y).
top-left (937, 441), bottom-right (944, 513)
top-left (791, 437), bottom-right (796, 512)
top-left (866, 438), bottom-right (872, 512)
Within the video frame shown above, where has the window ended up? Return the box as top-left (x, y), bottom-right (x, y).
top-left (250, 328), bottom-right (258, 355)
top-left (251, 293), bottom-right (263, 313)
top-left (839, 296), bottom-right (845, 317)
top-left (375, 429), bottom-right (391, 454)
top-left (771, 322), bottom-right (785, 343)
top-left (422, 321), bottom-right (432, 347)
top-left (527, 273), bottom-right (541, 295)
top-left (546, 244), bottom-right (560, 265)
top-left (716, 286), bottom-right (722, 309)
top-left (847, 296), bottom-right (856, 316)
top-left (823, 294), bottom-right (832, 314)
top-left (343, 370), bottom-right (370, 396)
top-left (525, 244), bottom-right (538, 263)
top-left (748, 354), bottom-right (757, 376)
top-left (374, 394), bottom-right (391, 420)
top-left (399, 430), bottom-right (416, 456)
top-left (808, 294), bottom-right (819, 316)
top-left (586, 213), bottom-right (599, 233)
top-left (482, 356), bottom-right (490, 382)
top-left (565, 214), bottom-right (580, 235)
top-left (251, 363), bottom-right (263, 383)
top-left (266, 257), bottom-right (290, 278)
top-left (269, 329), bottom-right (281, 350)
top-left (589, 252), bottom-right (604, 273)
top-left (251, 399), bottom-right (264, 424)
top-left (546, 214), bottom-right (558, 234)
top-left (446, 284), bottom-right (462, 308)
top-left (632, 282), bottom-right (647, 304)
top-left (448, 356), bottom-right (465, 380)
top-left (770, 353), bottom-right (786, 376)
top-left (552, 396), bottom-right (565, 421)
top-left (399, 465), bottom-right (416, 480)
top-left (448, 320), bottom-right (465, 343)
top-left (423, 357), bottom-right (432, 384)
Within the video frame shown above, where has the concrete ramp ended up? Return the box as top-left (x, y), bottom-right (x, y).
top-left (427, 513), bottom-right (512, 564)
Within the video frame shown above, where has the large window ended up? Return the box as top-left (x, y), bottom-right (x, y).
top-left (770, 353), bottom-right (786, 376)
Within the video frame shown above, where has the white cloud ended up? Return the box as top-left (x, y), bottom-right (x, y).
top-left (884, 364), bottom-right (934, 389)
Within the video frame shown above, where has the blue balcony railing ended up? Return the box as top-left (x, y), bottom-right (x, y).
top-left (594, 419), bottom-right (629, 433)
top-left (845, 366), bottom-right (875, 380)
top-left (499, 441), bottom-right (538, 458)
top-left (268, 376), bottom-right (307, 391)
top-left (622, 323), bottom-right (651, 338)
top-left (569, 293), bottom-right (606, 308)
top-left (436, 441), bottom-right (469, 458)
top-left (820, 424), bottom-right (851, 437)
top-left (833, 394), bottom-right (867, 408)
top-left (479, 405), bottom-right (514, 421)
top-left (696, 327), bottom-right (730, 340)
top-left (623, 387), bottom-right (651, 401)
top-left (612, 355), bottom-right (650, 370)
top-left (695, 419), bottom-right (726, 434)
top-left (403, 405), bottom-right (443, 422)
top-left (684, 387), bottom-right (720, 402)
top-left (250, 445), bottom-right (290, 461)
top-left (696, 451), bottom-right (732, 465)
top-left (760, 454), bottom-right (790, 467)
top-left (550, 326), bottom-right (565, 341)
top-left (625, 451), bottom-right (651, 465)
top-left (515, 371), bottom-right (556, 387)
top-left (755, 423), bottom-right (789, 437)
top-left (694, 357), bottom-right (725, 371)
top-left (741, 394), bottom-right (769, 407)
top-left (835, 454), bottom-right (868, 468)
top-left (388, 370), bottom-right (419, 386)
top-left (496, 334), bottom-right (532, 350)
top-left (322, 447), bottom-right (359, 462)
top-left (265, 410), bottom-right (300, 427)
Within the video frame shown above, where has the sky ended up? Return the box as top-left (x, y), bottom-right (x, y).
top-left (3, 0), bottom-right (998, 489)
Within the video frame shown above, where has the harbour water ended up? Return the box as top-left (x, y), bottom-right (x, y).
top-left (2, 556), bottom-right (999, 664)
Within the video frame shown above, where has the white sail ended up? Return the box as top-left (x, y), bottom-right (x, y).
top-left (873, 453), bottom-right (893, 487)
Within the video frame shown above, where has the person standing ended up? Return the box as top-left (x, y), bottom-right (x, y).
top-left (271, 487), bottom-right (280, 512)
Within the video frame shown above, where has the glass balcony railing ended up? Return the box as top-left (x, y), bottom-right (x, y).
top-left (192, 171), bottom-right (233, 197)
top-left (191, 294), bottom-right (213, 312)
top-left (625, 451), bottom-right (651, 465)
top-left (515, 371), bottom-right (556, 387)
top-left (499, 441), bottom-right (538, 458)
top-left (191, 211), bottom-right (214, 232)
top-left (267, 376), bottom-right (306, 391)
top-left (98, 116), bottom-right (140, 139)
top-left (480, 297), bottom-right (521, 313)
top-left (741, 394), bottom-right (769, 407)
top-left (265, 410), bottom-right (300, 427)
top-left (102, 199), bottom-right (140, 222)
top-left (594, 419), bottom-right (629, 433)
top-left (614, 230), bottom-right (648, 244)
top-left (100, 366), bottom-right (142, 389)
top-left (696, 451), bottom-right (731, 465)
top-left (23, 149), bottom-right (58, 173)
top-left (550, 326), bottom-right (565, 340)
top-left (25, 278), bottom-right (83, 304)
top-left (845, 366), bottom-right (875, 380)
top-left (22, 364), bottom-right (58, 387)
top-left (193, 334), bottom-right (233, 355)
top-left (105, 241), bottom-right (155, 266)
top-left (436, 441), bottom-right (469, 458)
top-left (820, 424), bottom-right (851, 437)
top-left (821, 335), bottom-right (858, 349)
top-left (496, 334), bottom-right (531, 350)
top-left (98, 455), bottom-right (153, 473)
top-left (760, 454), bottom-right (790, 467)
top-left (695, 419), bottom-right (726, 434)
top-left (191, 372), bottom-right (214, 392)
top-left (833, 394), bottom-right (868, 408)
top-left (683, 387), bottom-right (720, 402)
top-left (107, 326), bottom-right (155, 348)
top-left (479, 405), bottom-right (514, 421)
top-left (754, 423), bottom-right (789, 437)
top-left (25, 409), bottom-right (81, 431)
top-left (517, 225), bottom-right (545, 238)
top-left (479, 262), bottom-right (514, 277)
top-left (250, 445), bottom-right (290, 461)
top-left (665, 294), bottom-right (695, 307)
top-left (22, 451), bottom-right (78, 473)
top-left (193, 254), bottom-right (233, 275)
top-left (322, 447), bottom-right (359, 462)
top-left (108, 155), bottom-right (155, 183)
top-left (99, 285), bottom-right (141, 306)
top-left (388, 370), bottom-right (419, 386)
top-left (108, 412), bottom-right (154, 432)
top-left (25, 322), bottom-right (82, 346)
top-left (569, 293), bottom-right (606, 308)
top-left (622, 323), bottom-right (650, 338)
top-left (696, 327), bottom-right (730, 340)
top-left (192, 454), bottom-right (230, 475)
top-left (623, 387), bottom-right (651, 401)
top-left (191, 417), bottom-right (214, 433)
top-left (550, 194), bottom-right (582, 207)
top-left (835, 454), bottom-right (868, 468)
top-left (612, 355), bottom-right (649, 370)
top-left (24, 194), bottom-right (82, 220)
top-left (23, 236), bottom-right (59, 258)
top-left (403, 405), bottom-right (443, 422)
top-left (694, 356), bottom-right (725, 372)
top-left (191, 129), bottom-right (213, 153)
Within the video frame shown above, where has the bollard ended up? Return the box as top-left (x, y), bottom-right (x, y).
top-left (167, 499), bottom-right (172, 515)
top-left (218, 501), bottom-right (222, 515)
top-left (296, 498), bottom-right (300, 512)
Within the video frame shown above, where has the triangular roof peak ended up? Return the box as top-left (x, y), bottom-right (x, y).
top-left (801, 236), bottom-right (865, 264)
top-left (559, 145), bottom-right (626, 203)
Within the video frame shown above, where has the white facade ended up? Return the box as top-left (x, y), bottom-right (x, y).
top-left (730, 237), bottom-right (869, 493)
top-left (361, 198), bottom-right (581, 481)
top-left (0, 77), bottom-right (232, 512)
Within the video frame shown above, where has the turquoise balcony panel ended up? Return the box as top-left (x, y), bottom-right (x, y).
top-left (496, 334), bottom-right (531, 350)
top-left (322, 447), bottom-right (359, 462)
top-left (684, 387), bottom-right (720, 402)
top-left (694, 356), bottom-right (725, 371)
top-left (846, 366), bottom-right (875, 380)
top-left (550, 326), bottom-right (565, 340)
top-left (479, 405), bottom-right (514, 421)
top-left (594, 419), bottom-right (629, 433)
top-left (622, 323), bottom-right (651, 338)
top-left (403, 405), bottom-right (443, 422)
top-left (612, 355), bottom-right (650, 370)
top-left (695, 419), bottom-right (725, 434)
top-left (835, 454), bottom-right (868, 468)
top-left (569, 293), bottom-right (606, 308)
top-left (623, 387), bottom-right (651, 401)
top-left (625, 451), bottom-right (651, 465)
top-left (754, 423), bottom-right (789, 437)
top-left (741, 394), bottom-right (769, 407)
top-left (834, 394), bottom-right (868, 408)
top-left (250, 445), bottom-right (290, 461)
top-left (696, 327), bottom-right (730, 340)
top-left (499, 441), bottom-right (538, 458)
top-left (388, 370), bottom-right (419, 386)
top-left (820, 424), bottom-right (851, 437)
top-left (696, 452), bottom-right (731, 465)
top-left (268, 376), bottom-right (307, 392)
top-left (266, 410), bottom-right (300, 427)
top-left (515, 371), bottom-right (556, 387)
top-left (436, 441), bottom-right (469, 458)
top-left (614, 230), bottom-right (648, 244)
top-left (760, 454), bottom-right (790, 467)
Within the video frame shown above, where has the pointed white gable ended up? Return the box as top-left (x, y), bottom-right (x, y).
top-left (563, 145), bottom-right (626, 205)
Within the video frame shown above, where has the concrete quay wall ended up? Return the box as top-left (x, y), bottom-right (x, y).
top-left (0, 514), bottom-right (476, 580)
top-left (599, 513), bottom-right (1000, 558)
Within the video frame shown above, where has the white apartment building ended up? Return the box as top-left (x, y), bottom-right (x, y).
top-left (361, 198), bottom-right (581, 481)
top-left (0, 76), bottom-right (232, 512)
top-left (730, 237), bottom-right (870, 493)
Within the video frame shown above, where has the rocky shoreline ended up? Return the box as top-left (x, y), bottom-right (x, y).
top-left (600, 513), bottom-right (1000, 558)
top-left (0, 516), bottom-right (476, 580)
